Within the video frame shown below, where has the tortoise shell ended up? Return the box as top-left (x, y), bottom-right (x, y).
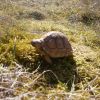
top-left (41, 31), bottom-right (72, 57)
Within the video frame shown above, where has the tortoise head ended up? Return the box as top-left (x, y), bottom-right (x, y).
top-left (31, 39), bottom-right (42, 49)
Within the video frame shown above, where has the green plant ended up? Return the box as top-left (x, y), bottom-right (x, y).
top-left (28, 11), bottom-right (46, 20)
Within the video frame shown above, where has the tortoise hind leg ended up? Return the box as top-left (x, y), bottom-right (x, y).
top-left (44, 55), bottom-right (52, 64)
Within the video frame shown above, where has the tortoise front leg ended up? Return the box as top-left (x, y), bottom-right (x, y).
top-left (41, 51), bottom-right (52, 64)
top-left (44, 55), bottom-right (52, 64)
top-left (39, 47), bottom-right (52, 64)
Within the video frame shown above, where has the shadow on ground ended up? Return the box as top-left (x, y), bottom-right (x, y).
top-left (25, 55), bottom-right (80, 90)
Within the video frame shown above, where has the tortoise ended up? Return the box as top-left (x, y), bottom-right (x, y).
top-left (31, 31), bottom-right (73, 64)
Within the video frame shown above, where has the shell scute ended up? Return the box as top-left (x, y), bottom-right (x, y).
top-left (41, 31), bottom-right (72, 57)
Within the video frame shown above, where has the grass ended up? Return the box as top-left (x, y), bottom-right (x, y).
top-left (0, 0), bottom-right (100, 99)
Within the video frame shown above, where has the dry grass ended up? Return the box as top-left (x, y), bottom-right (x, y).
top-left (0, 0), bottom-right (100, 99)
top-left (0, 62), bottom-right (100, 99)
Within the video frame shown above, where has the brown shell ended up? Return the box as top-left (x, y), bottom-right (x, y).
top-left (41, 31), bottom-right (72, 57)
